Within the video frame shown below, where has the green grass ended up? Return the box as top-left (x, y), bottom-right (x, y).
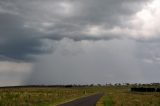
top-left (103, 96), bottom-right (113, 106)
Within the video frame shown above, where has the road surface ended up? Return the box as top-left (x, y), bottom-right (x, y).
top-left (58, 93), bottom-right (103, 106)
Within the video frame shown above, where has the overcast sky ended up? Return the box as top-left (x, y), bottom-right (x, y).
top-left (0, 0), bottom-right (160, 86)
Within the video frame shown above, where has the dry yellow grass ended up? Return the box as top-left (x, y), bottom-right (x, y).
top-left (0, 87), bottom-right (101, 106)
top-left (1, 86), bottom-right (160, 106)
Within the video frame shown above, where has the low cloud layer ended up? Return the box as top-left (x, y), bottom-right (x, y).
top-left (26, 39), bottom-right (160, 85)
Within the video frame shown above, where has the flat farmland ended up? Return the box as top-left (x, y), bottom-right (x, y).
top-left (0, 86), bottom-right (160, 106)
top-left (97, 86), bottom-right (160, 106)
top-left (0, 86), bottom-right (102, 106)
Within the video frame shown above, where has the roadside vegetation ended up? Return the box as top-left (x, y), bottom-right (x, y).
top-left (96, 84), bottom-right (160, 106)
top-left (0, 84), bottom-right (160, 106)
top-left (0, 86), bottom-right (101, 106)
top-left (103, 96), bottom-right (114, 106)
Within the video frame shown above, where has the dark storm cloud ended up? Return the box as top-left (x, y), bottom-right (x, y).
top-left (0, 0), bottom-right (152, 61)
top-left (0, 13), bottom-right (50, 61)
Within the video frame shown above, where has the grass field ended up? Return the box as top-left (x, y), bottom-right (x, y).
top-left (96, 86), bottom-right (160, 106)
top-left (0, 86), bottom-right (101, 106)
top-left (0, 86), bottom-right (160, 106)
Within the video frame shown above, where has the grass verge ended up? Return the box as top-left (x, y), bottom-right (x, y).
top-left (103, 96), bottom-right (113, 106)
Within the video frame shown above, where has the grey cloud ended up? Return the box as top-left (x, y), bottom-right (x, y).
top-left (1, 0), bottom-right (160, 85)
top-left (136, 42), bottom-right (160, 64)
top-left (26, 38), bottom-right (160, 85)
top-left (0, 13), bottom-right (50, 61)
top-left (26, 39), bottom-right (145, 85)
top-left (0, 0), bottom-right (152, 61)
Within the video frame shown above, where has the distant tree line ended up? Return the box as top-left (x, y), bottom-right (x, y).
top-left (131, 87), bottom-right (160, 92)
top-left (0, 83), bottom-right (160, 89)
top-left (0, 84), bottom-right (94, 89)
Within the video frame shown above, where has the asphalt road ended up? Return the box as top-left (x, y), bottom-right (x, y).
top-left (58, 93), bottom-right (103, 106)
